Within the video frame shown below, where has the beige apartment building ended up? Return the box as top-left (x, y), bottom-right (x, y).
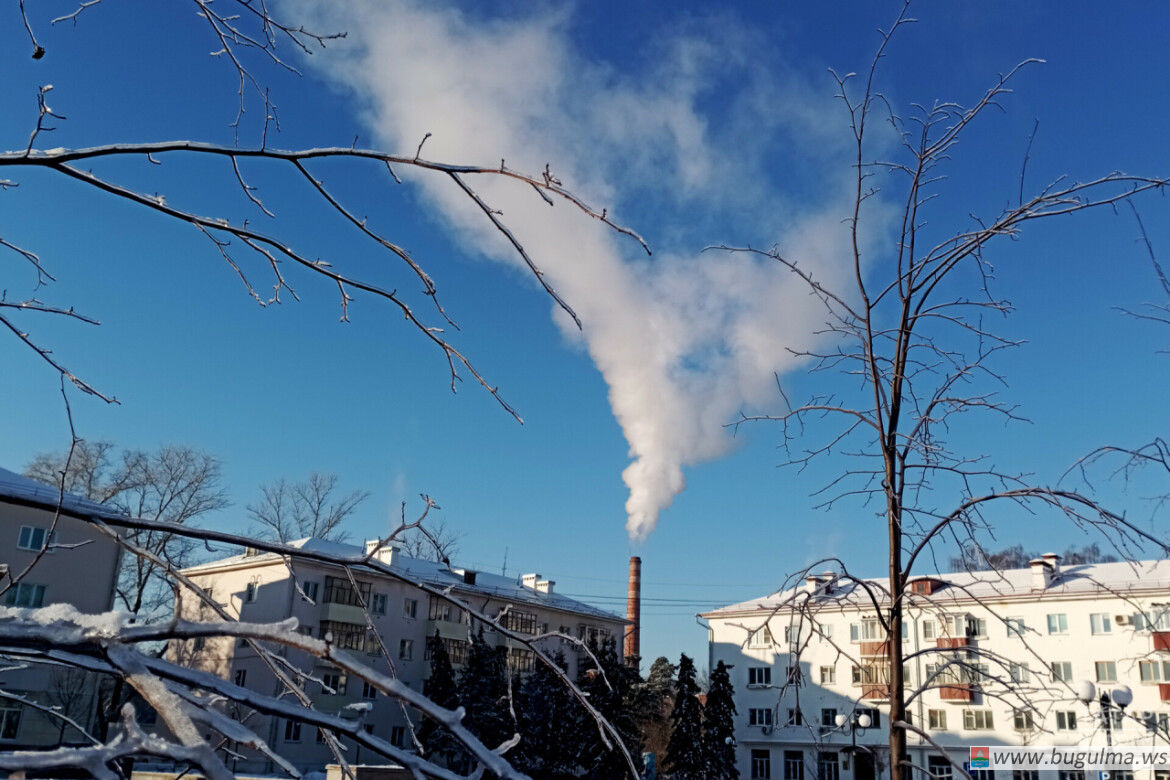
top-left (703, 556), bottom-right (1170, 780)
top-left (180, 538), bottom-right (626, 774)
top-left (0, 467), bottom-right (123, 749)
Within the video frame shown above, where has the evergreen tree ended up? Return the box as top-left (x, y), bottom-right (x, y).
top-left (458, 627), bottom-right (512, 757)
top-left (663, 653), bottom-right (705, 780)
top-left (576, 637), bottom-right (645, 780)
top-left (419, 631), bottom-right (462, 767)
top-left (515, 651), bottom-right (580, 779)
top-left (702, 660), bottom-right (738, 779)
top-left (636, 656), bottom-right (676, 763)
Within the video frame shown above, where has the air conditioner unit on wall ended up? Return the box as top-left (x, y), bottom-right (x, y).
top-left (1117, 615), bottom-right (1131, 626)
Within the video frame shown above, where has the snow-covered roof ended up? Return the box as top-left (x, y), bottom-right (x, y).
top-left (702, 558), bottom-right (1170, 618)
top-left (0, 466), bottom-right (126, 520)
top-left (185, 537), bottom-right (626, 624)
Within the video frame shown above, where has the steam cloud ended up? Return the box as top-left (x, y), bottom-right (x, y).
top-left (294, 1), bottom-right (880, 541)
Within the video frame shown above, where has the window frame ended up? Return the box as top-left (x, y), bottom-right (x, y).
top-left (16, 526), bottom-right (47, 552)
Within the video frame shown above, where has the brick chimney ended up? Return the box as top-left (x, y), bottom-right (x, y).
top-left (625, 556), bottom-right (641, 662)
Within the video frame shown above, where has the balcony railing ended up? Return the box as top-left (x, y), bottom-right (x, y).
top-left (939, 684), bottom-right (974, 702)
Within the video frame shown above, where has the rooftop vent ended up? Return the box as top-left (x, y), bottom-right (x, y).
top-left (1029, 557), bottom-right (1055, 590)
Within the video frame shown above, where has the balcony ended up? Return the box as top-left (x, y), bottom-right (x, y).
top-left (936, 637), bottom-right (969, 649)
top-left (860, 683), bottom-right (890, 701)
top-left (939, 684), bottom-right (974, 703)
top-left (1153, 632), bottom-right (1170, 652)
top-left (859, 641), bottom-right (890, 657)
top-left (320, 601), bottom-right (368, 625)
top-left (1159, 684), bottom-right (1170, 702)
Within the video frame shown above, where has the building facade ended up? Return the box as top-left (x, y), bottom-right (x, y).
top-left (180, 538), bottom-right (626, 773)
top-left (703, 556), bottom-right (1170, 780)
top-left (0, 467), bottom-right (123, 749)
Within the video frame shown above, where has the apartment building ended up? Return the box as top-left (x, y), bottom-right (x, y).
top-left (0, 467), bottom-right (123, 748)
top-left (180, 537), bottom-right (626, 773)
top-left (702, 556), bottom-right (1170, 780)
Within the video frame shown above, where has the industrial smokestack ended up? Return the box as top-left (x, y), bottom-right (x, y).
top-left (625, 556), bottom-right (641, 662)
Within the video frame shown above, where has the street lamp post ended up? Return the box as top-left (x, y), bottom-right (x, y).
top-left (1077, 681), bottom-right (1133, 747)
top-left (835, 711), bottom-right (873, 772)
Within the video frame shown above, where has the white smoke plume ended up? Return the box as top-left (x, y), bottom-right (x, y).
top-left (291, 1), bottom-right (884, 541)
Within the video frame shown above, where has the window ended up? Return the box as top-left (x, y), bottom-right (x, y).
top-left (429, 596), bottom-right (463, 623)
top-left (749, 667), bottom-right (772, 686)
top-left (302, 581), bottom-right (319, 601)
top-left (1012, 773), bottom-right (1039, 780)
top-left (371, 594), bottom-right (387, 614)
top-left (362, 681), bottom-right (377, 700)
top-left (192, 636), bottom-right (206, 651)
top-left (427, 637), bottom-right (469, 666)
top-left (4, 582), bottom-right (45, 608)
top-left (820, 665), bottom-right (836, 684)
top-left (284, 720), bottom-right (302, 742)
top-left (928, 709), bottom-right (946, 730)
top-left (1010, 663), bottom-right (1029, 683)
top-left (1109, 709), bottom-right (1124, 730)
top-left (787, 708), bottom-right (803, 726)
top-left (928, 756), bottom-right (953, 780)
top-left (321, 672), bottom-right (347, 696)
top-left (748, 626), bottom-right (774, 648)
top-left (508, 647), bottom-right (535, 674)
top-left (821, 708), bottom-right (837, 728)
top-left (751, 749), bottom-right (772, 780)
top-left (850, 619), bottom-right (881, 641)
top-left (323, 576), bottom-right (371, 607)
top-left (315, 728), bottom-right (327, 743)
top-left (363, 723), bottom-right (374, 735)
top-left (233, 669), bottom-right (247, 686)
top-left (1013, 708), bottom-right (1035, 731)
top-left (1047, 613), bottom-right (1069, 634)
top-left (963, 710), bottom-right (994, 730)
top-left (390, 725), bottom-right (405, 748)
top-left (749, 708), bottom-right (772, 727)
top-left (922, 620), bottom-right (936, 640)
top-left (0, 707), bottom-right (21, 740)
top-left (818, 752), bottom-right (839, 780)
top-left (499, 609), bottom-right (537, 635)
top-left (1006, 617), bottom-right (1025, 637)
top-left (786, 666), bottom-right (803, 686)
top-left (399, 639), bottom-right (414, 660)
top-left (245, 582), bottom-right (257, 602)
top-left (820, 624), bottom-right (834, 639)
top-left (1096, 661), bottom-right (1117, 683)
top-left (901, 622), bottom-right (909, 640)
top-left (403, 598), bottom-right (418, 619)
top-left (16, 526), bottom-right (47, 551)
top-left (1140, 660), bottom-right (1170, 682)
top-left (298, 625), bottom-right (314, 637)
top-left (1055, 710), bottom-right (1077, 730)
top-left (1059, 772), bottom-right (1087, 780)
top-left (321, 621), bottom-right (368, 652)
top-left (1137, 608), bottom-right (1170, 631)
top-left (784, 625), bottom-right (800, 644)
top-left (784, 751), bottom-right (804, 780)
top-left (1090, 613), bottom-right (1112, 635)
top-left (1050, 661), bottom-right (1073, 682)
top-left (858, 708), bottom-right (881, 728)
top-left (970, 771), bottom-right (995, 780)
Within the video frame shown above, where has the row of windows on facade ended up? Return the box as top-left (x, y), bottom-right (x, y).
top-left (748, 748), bottom-right (1169, 780)
top-left (744, 704), bottom-right (1170, 734)
top-left (243, 577), bottom-right (560, 639)
top-left (751, 609), bottom-right (1166, 649)
top-left (282, 718), bottom-right (407, 750)
top-left (744, 657), bottom-right (1170, 690)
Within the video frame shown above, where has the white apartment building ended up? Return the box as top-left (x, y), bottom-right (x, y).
top-left (0, 467), bottom-right (123, 749)
top-left (180, 538), bottom-right (626, 774)
top-left (702, 556), bottom-right (1170, 780)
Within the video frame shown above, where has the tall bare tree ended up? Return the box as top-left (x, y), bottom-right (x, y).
top-left (24, 442), bottom-right (229, 619)
top-left (723, 5), bottom-right (1169, 779)
top-left (247, 472), bottom-right (368, 543)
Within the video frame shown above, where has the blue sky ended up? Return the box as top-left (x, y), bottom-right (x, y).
top-left (2, 1), bottom-right (1169, 669)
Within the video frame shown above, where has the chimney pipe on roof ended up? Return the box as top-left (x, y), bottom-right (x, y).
top-left (625, 556), bottom-right (641, 663)
top-left (1029, 558), bottom-right (1053, 590)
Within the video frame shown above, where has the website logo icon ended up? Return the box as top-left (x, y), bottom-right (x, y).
top-left (970, 747), bottom-right (990, 769)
